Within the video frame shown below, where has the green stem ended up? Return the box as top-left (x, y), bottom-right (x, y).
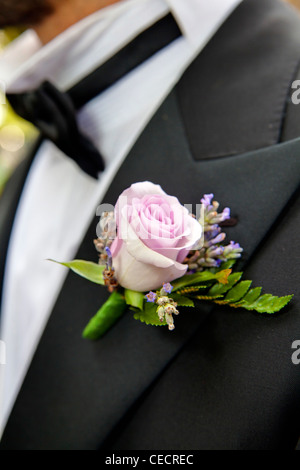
top-left (82, 291), bottom-right (127, 340)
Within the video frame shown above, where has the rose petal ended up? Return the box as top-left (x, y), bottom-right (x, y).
top-left (112, 237), bottom-right (188, 291)
top-left (112, 181), bottom-right (203, 290)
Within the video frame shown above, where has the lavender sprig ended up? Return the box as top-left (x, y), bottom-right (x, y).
top-left (201, 194), bottom-right (231, 230)
top-left (145, 284), bottom-right (179, 330)
top-left (94, 211), bottom-right (116, 265)
top-left (185, 194), bottom-right (243, 271)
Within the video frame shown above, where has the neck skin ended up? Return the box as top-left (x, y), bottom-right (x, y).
top-left (32, 0), bottom-right (122, 45)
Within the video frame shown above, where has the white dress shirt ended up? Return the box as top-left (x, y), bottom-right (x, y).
top-left (0, 0), bottom-right (243, 437)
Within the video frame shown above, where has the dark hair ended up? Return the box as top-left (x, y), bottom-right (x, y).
top-left (0, 0), bottom-right (54, 28)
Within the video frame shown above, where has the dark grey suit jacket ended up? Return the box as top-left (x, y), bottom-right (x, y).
top-left (0, 0), bottom-right (300, 450)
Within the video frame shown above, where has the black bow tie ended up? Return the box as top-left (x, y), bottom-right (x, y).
top-left (7, 14), bottom-right (182, 179)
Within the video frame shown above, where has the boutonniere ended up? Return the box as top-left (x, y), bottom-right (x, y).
top-left (51, 181), bottom-right (293, 339)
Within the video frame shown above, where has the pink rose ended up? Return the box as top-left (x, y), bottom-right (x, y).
top-left (110, 182), bottom-right (202, 292)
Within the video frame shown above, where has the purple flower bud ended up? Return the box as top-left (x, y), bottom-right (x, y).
top-left (207, 246), bottom-right (224, 257)
top-left (201, 194), bottom-right (214, 207)
top-left (229, 241), bottom-right (242, 250)
top-left (222, 241), bottom-right (243, 260)
top-left (145, 291), bottom-right (157, 303)
top-left (163, 283), bottom-right (173, 294)
top-left (221, 207), bottom-right (231, 221)
top-left (206, 227), bottom-right (221, 239)
top-left (105, 246), bottom-right (112, 258)
top-left (210, 232), bottom-right (226, 245)
top-left (105, 246), bottom-right (113, 269)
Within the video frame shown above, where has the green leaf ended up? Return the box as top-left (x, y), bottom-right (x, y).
top-left (219, 259), bottom-right (237, 270)
top-left (238, 294), bottom-right (294, 314)
top-left (171, 294), bottom-right (195, 307)
top-left (49, 259), bottom-right (105, 285)
top-left (224, 280), bottom-right (252, 303)
top-left (124, 289), bottom-right (145, 311)
top-left (82, 291), bottom-right (127, 340)
top-left (211, 259), bottom-right (237, 273)
top-left (172, 269), bottom-right (231, 292)
top-left (207, 272), bottom-right (243, 297)
top-left (133, 302), bottom-right (167, 327)
top-left (239, 287), bottom-right (262, 304)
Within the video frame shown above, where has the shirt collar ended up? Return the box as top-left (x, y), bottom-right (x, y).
top-left (1, 0), bottom-right (243, 92)
top-left (168, 0), bottom-right (243, 46)
top-left (3, 0), bottom-right (167, 91)
top-left (0, 29), bottom-right (42, 89)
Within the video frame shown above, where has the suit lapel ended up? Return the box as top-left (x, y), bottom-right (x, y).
top-left (176, 0), bottom-right (300, 160)
top-left (1, 88), bottom-right (300, 449)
